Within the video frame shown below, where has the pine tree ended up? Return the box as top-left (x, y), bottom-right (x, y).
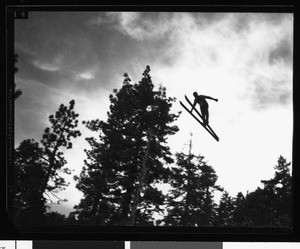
top-left (74, 66), bottom-right (180, 226)
top-left (198, 163), bottom-right (223, 225)
top-left (14, 139), bottom-right (48, 225)
top-left (39, 100), bottom-right (81, 204)
top-left (231, 192), bottom-right (246, 225)
top-left (44, 212), bottom-right (66, 225)
top-left (14, 100), bottom-right (81, 225)
top-left (260, 155), bottom-right (292, 227)
top-left (162, 136), bottom-right (223, 226)
top-left (231, 156), bottom-right (292, 227)
top-left (214, 191), bottom-right (235, 226)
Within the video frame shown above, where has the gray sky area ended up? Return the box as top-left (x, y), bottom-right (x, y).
top-left (14, 12), bottom-right (293, 215)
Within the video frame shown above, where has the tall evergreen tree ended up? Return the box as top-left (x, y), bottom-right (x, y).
top-left (231, 192), bottom-right (246, 225)
top-left (162, 136), bottom-right (223, 226)
top-left (74, 66), bottom-right (180, 226)
top-left (14, 139), bottom-right (48, 225)
top-left (214, 191), bottom-right (235, 226)
top-left (14, 100), bottom-right (81, 225)
top-left (233, 187), bottom-right (277, 226)
top-left (260, 155), bottom-right (292, 227)
top-left (39, 100), bottom-right (81, 204)
top-left (231, 156), bottom-right (292, 227)
top-left (198, 162), bottom-right (223, 225)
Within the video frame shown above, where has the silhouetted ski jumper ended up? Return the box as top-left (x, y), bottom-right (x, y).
top-left (191, 92), bottom-right (218, 125)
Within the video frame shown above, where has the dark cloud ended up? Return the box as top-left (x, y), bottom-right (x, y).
top-left (238, 13), bottom-right (293, 111)
top-left (96, 12), bottom-right (174, 41)
top-left (278, 91), bottom-right (291, 105)
top-left (250, 79), bottom-right (291, 110)
top-left (15, 107), bottom-right (45, 144)
top-left (15, 50), bottom-right (68, 89)
top-left (269, 38), bottom-right (293, 66)
top-left (87, 12), bottom-right (229, 69)
top-left (192, 12), bottom-right (229, 27)
top-left (15, 12), bottom-right (179, 147)
top-left (230, 13), bottom-right (253, 33)
top-left (261, 13), bottom-right (291, 25)
top-left (15, 12), bottom-right (151, 95)
top-left (229, 13), bottom-right (291, 35)
top-left (14, 82), bottom-right (51, 144)
top-left (87, 12), bottom-right (183, 72)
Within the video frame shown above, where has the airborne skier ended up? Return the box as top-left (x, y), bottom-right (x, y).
top-left (191, 92), bottom-right (218, 125)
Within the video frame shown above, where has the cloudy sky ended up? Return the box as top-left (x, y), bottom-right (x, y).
top-left (14, 12), bottom-right (293, 215)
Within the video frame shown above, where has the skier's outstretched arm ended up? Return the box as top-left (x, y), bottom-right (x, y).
top-left (202, 95), bottom-right (218, 102)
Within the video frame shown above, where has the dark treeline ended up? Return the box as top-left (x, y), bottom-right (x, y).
top-left (14, 54), bottom-right (22, 100)
top-left (13, 65), bottom-right (292, 227)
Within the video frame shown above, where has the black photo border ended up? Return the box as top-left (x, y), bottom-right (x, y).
top-left (2, 2), bottom-right (299, 242)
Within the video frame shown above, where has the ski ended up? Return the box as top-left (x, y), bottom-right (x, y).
top-left (184, 95), bottom-right (219, 140)
top-left (180, 101), bottom-right (219, 142)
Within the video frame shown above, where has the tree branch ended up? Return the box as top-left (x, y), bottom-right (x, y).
top-left (44, 191), bottom-right (54, 203)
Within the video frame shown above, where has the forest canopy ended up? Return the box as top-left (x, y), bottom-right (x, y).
top-left (13, 66), bottom-right (292, 227)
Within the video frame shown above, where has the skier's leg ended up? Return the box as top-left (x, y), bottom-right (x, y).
top-left (204, 103), bottom-right (209, 124)
top-left (200, 105), bottom-right (209, 124)
top-left (206, 108), bottom-right (209, 124)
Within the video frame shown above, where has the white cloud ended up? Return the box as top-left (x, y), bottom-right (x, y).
top-left (32, 54), bottom-right (65, 71)
top-left (92, 12), bottom-right (188, 41)
top-left (78, 71), bottom-right (94, 80)
top-left (32, 60), bottom-right (60, 71)
top-left (156, 13), bottom-right (293, 110)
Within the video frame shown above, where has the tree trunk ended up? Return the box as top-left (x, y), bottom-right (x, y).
top-left (130, 129), bottom-right (152, 225)
top-left (184, 134), bottom-right (193, 225)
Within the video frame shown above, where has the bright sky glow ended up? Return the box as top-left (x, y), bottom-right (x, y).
top-left (14, 12), bottom-right (293, 215)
